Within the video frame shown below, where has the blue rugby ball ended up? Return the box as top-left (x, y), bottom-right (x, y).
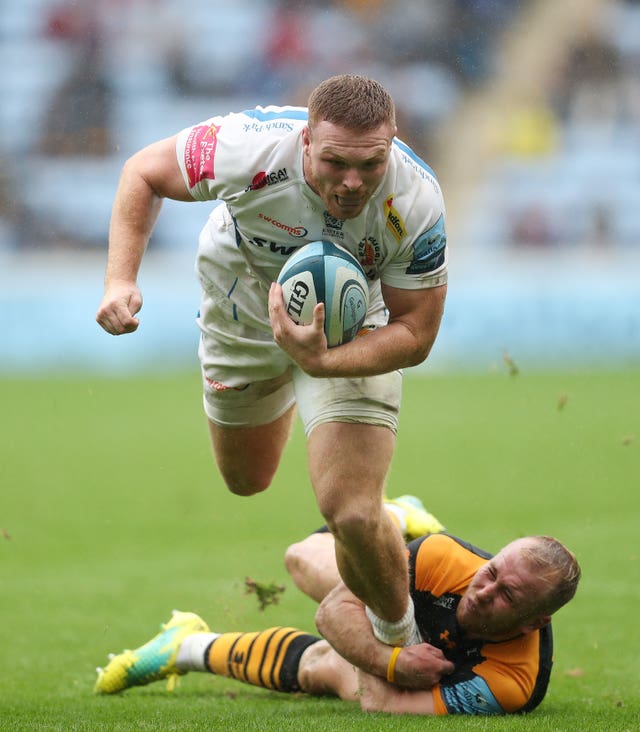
top-left (277, 240), bottom-right (369, 347)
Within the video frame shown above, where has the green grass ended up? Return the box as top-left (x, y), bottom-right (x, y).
top-left (1, 369), bottom-right (639, 731)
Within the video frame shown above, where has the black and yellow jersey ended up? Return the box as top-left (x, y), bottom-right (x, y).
top-left (408, 533), bottom-right (553, 715)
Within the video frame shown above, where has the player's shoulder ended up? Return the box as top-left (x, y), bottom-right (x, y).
top-left (410, 533), bottom-right (492, 561)
top-left (383, 137), bottom-right (445, 240)
top-left (225, 105), bottom-right (308, 131)
top-left (409, 533), bottom-right (492, 593)
top-left (390, 137), bottom-right (442, 193)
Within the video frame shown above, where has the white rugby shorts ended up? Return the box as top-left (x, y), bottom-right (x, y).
top-left (195, 206), bottom-right (402, 435)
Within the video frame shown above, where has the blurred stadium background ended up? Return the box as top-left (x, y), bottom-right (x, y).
top-left (1, 0), bottom-right (639, 375)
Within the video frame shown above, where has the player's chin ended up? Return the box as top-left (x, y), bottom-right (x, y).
top-left (332, 197), bottom-right (365, 219)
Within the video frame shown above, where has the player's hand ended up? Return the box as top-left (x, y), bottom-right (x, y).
top-left (268, 282), bottom-right (328, 374)
top-left (96, 280), bottom-right (143, 335)
top-left (390, 643), bottom-right (455, 690)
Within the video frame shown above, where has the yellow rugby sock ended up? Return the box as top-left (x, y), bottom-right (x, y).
top-left (205, 627), bottom-right (320, 692)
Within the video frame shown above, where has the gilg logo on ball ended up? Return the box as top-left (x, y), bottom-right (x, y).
top-left (285, 279), bottom-right (310, 321)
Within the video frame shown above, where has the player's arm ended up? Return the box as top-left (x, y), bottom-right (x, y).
top-left (96, 135), bottom-right (194, 335)
top-left (268, 281), bottom-right (446, 378)
top-left (315, 581), bottom-right (454, 689)
top-left (356, 669), bottom-right (438, 714)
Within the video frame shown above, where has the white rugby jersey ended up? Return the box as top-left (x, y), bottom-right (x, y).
top-left (175, 105), bottom-right (447, 291)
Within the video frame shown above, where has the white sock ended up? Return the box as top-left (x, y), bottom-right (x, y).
top-left (365, 597), bottom-right (423, 646)
top-left (175, 632), bottom-right (220, 672)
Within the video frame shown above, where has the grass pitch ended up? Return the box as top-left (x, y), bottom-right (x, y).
top-left (1, 369), bottom-right (638, 731)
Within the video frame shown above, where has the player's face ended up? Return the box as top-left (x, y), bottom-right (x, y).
top-left (457, 540), bottom-right (550, 641)
top-left (302, 120), bottom-right (394, 220)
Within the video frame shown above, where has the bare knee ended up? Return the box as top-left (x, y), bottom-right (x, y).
top-left (284, 533), bottom-right (340, 602)
top-left (284, 541), bottom-right (307, 586)
top-left (221, 470), bottom-right (270, 497)
top-left (208, 413), bottom-right (294, 497)
top-left (322, 502), bottom-right (381, 546)
top-left (284, 536), bottom-right (320, 584)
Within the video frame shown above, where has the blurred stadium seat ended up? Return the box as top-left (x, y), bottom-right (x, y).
top-left (1, 0), bottom-right (638, 372)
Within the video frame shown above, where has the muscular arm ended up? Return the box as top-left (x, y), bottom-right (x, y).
top-left (96, 135), bottom-right (195, 335)
top-left (315, 582), bottom-right (454, 689)
top-left (269, 281), bottom-right (446, 378)
top-left (357, 670), bottom-right (437, 714)
top-left (297, 642), bottom-right (439, 715)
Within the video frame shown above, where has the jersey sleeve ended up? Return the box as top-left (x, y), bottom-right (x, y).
top-left (175, 118), bottom-right (226, 201)
top-left (409, 535), bottom-right (545, 716)
top-left (432, 633), bottom-right (544, 715)
top-left (174, 106), bottom-right (306, 202)
top-left (432, 675), bottom-right (504, 715)
top-left (378, 143), bottom-right (448, 290)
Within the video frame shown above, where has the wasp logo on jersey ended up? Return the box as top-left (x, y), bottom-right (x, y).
top-left (384, 195), bottom-right (406, 242)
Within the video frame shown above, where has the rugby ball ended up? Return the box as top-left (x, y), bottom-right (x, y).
top-left (277, 240), bottom-right (369, 347)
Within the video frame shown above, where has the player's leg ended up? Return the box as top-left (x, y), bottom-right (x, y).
top-left (197, 284), bottom-right (297, 496)
top-left (294, 366), bottom-right (421, 643)
top-left (284, 530), bottom-right (341, 603)
top-left (203, 626), bottom-right (321, 692)
top-left (285, 501), bottom-right (444, 603)
top-left (307, 420), bottom-right (410, 622)
top-left (297, 639), bottom-right (360, 701)
top-left (207, 403), bottom-right (296, 495)
top-left (95, 611), bottom-right (323, 696)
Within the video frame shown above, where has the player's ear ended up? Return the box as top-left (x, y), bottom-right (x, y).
top-left (522, 614), bottom-right (552, 634)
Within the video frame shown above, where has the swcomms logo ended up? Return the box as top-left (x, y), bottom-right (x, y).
top-left (258, 213), bottom-right (308, 238)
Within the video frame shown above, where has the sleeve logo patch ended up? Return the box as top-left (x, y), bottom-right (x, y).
top-left (184, 123), bottom-right (221, 188)
top-left (406, 214), bottom-right (446, 275)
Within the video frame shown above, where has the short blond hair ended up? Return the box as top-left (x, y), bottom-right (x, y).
top-left (520, 536), bottom-right (581, 615)
top-left (307, 74), bottom-right (396, 131)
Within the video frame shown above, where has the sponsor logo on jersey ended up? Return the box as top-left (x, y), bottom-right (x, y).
top-left (406, 214), bottom-right (446, 275)
top-left (434, 595), bottom-right (456, 610)
top-left (384, 195), bottom-right (406, 242)
top-left (248, 236), bottom-right (298, 256)
top-left (184, 123), bottom-right (221, 188)
top-left (357, 236), bottom-right (381, 280)
top-left (245, 168), bottom-right (289, 191)
top-left (258, 213), bottom-right (307, 238)
top-left (242, 121), bottom-right (299, 133)
top-left (321, 210), bottom-right (345, 239)
top-left (323, 211), bottom-right (345, 231)
top-left (439, 629), bottom-right (457, 650)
